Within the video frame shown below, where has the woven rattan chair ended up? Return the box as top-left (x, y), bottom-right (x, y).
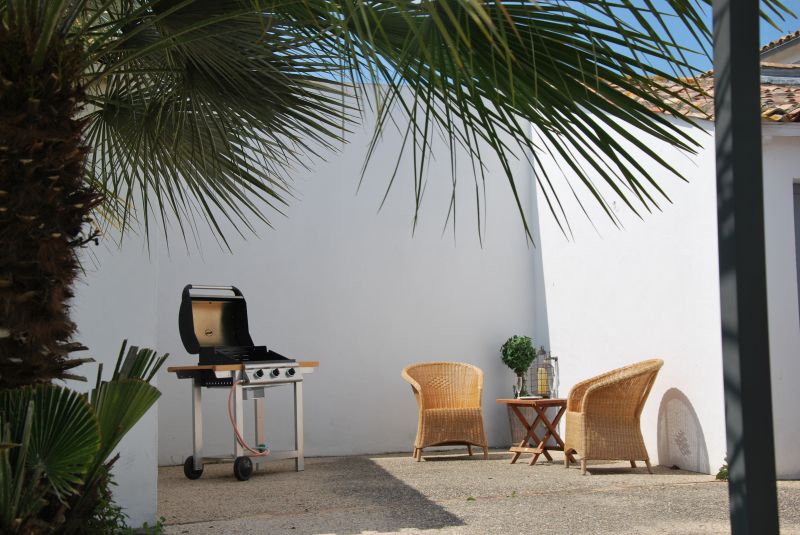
top-left (564, 359), bottom-right (663, 475)
top-left (401, 362), bottom-right (489, 461)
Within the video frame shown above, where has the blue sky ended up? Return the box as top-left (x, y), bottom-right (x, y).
top-left (672, 9), bottom-right (800, 72)
top-left (761, 13), bottom-right (800, 48)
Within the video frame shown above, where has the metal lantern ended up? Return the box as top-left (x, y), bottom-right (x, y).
top-left (529, 347), bottom-right (559, 398)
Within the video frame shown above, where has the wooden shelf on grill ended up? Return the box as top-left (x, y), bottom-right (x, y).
top-left (167, 361), bottom-right (319, 373)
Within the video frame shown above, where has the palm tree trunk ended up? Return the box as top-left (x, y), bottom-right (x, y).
top-left (0, 27), bottom-right (99, 389)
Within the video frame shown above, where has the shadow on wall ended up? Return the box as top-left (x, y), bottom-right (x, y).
top-left (657, 388), bottom-right (710, 474)
top-left (529, 168), bottom-right (551, 351)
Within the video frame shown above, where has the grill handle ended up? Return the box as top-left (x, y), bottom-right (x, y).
top-left (182, 284), bottom-right (243, 299)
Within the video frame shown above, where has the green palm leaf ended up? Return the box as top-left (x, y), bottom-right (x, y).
top-left (90, 379), bottom-right (161, 464)
top-left (0, 386), bottom-right (100, 500)
top-left (0, 401), bottom-right (40, 532)
top-left (2, 0), bottom-right (794, 243)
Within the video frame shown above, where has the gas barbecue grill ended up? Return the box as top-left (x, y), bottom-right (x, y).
top-left (167, 285), bottom-right (318, 481)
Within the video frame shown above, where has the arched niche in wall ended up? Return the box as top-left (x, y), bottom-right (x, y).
top-left (656, 388), bottom-right (710, 474)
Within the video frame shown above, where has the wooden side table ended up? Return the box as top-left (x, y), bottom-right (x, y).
top-left (496, 398), bottom-right (576, 466)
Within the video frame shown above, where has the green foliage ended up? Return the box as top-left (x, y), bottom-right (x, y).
top-left (60, 342), bottom-right (168, 535)
top-left (4, 0), bottom-right (794, 246)
top-left (716, 463), bottom-right (729, 481)
top-left (83, 465), bottom-right (130, 534)
top-left (1, 385), bottom-right (101, 499)
top-left (501, 336), bottom-right (536, 376)
top-left (0, 386), bottom-right (100, 534)
top-left (138, 517), bottom-right (168, 534)
top-left (0, 399), bottom-right (42, 533)
top-left (0, 341), bottom-right (168, 534)
top-left (84, 468), bottom-right (166, 534)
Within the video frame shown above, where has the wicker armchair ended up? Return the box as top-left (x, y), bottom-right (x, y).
top-left (564, 359), bottom-right (663, 475)
top-left (401, 362), bottom-right (489, 461)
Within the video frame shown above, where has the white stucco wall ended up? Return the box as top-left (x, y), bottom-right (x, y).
top-left (762, 128), bottom-right (800, 479)
top-left (70, 107), bottom-right (539, 524)
top-left (533, 118), bottom-right (800, 477)
top-left (153, 117), bottom-right (539, 464)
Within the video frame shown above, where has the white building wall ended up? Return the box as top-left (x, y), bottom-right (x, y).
top-left (762, 129), bottom-right (800, 479)
top-left (154, 118), bottom-right (539, 464)
top-left (70, 109), bottom-right (539, 524)
top-left (533, 118), bottom-right (800, 477)
top-left (760, 42), bottom-right (800, 64)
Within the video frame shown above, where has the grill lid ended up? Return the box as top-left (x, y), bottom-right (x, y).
top-left (178, 285), bottom-right (255, 355)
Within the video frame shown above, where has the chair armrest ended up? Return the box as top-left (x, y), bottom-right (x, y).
top-left (401, 368), bottom-right (425, 408)
top-left (567, 378), bottom-right (593, 412)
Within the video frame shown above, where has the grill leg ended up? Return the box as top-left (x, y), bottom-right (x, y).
top-left (233, 381), bottom-right (244, 458)
top-left (192, 379), bottom-right (203, 471)
top-left (294, 380), bottom-right (304, 471)
top-left (254, 394), bottom-right (265, 471)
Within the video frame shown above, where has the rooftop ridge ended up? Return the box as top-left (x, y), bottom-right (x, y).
top-left (760, 29), bottom-right (800, 54)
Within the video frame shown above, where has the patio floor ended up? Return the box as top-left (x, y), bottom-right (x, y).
top-left (159, 450), bottom-right (800, 534)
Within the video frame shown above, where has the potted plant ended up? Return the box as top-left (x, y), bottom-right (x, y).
top-left (501, 335), bottom-right (537, 446)
top-left (501, 335), bottom-right (536, 397)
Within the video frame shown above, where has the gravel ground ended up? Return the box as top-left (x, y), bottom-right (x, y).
top-left (159, 450), bottom-right (800, 534)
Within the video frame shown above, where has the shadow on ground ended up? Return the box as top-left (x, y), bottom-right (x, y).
top-left (159, 454), bottom-right (464, 533)
top-left (159, 450), bottom-right (800, 535)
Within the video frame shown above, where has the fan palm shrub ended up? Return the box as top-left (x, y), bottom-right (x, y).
top-left (0, 1), bottom-right (791, 389)
top-left (0, 342), bottom-right (167, 533)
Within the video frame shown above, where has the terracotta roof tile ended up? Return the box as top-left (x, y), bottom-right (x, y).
top-left (760, 30), bottom-right (800, 54)
top-left (623, 66), bottom-right (800, 124)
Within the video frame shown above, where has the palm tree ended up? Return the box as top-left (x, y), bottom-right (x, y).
top-left (0, 0), bottom-right (789, 389)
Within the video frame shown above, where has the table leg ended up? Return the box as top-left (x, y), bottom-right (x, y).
top-left (533, 404), bottom-right (575, 464)
top-left (529, 405), bottom-right (556, 465)
top-left (509, 405), bottom-right (544, 464)
top-left (546, 405), bottom-right (575, 463)
top-left (192, 378), bottom-right (203, 471)
top-left (294, 381), bottom-right (304, 471)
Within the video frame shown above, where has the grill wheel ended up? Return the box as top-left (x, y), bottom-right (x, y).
top-left (234, 456), bottom-right (253, 481)
top-left (183, 456), bottom-right (203, 480)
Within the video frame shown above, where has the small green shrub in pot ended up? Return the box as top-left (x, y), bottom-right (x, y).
top-left (501, 336), bottom-right (536, 397)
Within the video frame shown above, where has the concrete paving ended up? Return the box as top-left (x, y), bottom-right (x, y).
top-left (159, 450), bottom-right (800, 534)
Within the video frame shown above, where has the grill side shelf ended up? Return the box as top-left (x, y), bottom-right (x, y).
top-left (168, 362), bottom-right (319, 373)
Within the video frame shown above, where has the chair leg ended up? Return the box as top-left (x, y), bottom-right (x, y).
top-left (467, 444), bottom-right (473, 456)
top-left (645, 459), bottom-right (653, 474)
top-left (417, 448), bottom-right (423, 462)
top-left (630, 460), bottom-right (637, 468)
top-left (413, 448), bottom-right (419, 459)
top-left (581, 459), bottom-right (588, 475)
top-left (483, 446), bottom-right (488, 460)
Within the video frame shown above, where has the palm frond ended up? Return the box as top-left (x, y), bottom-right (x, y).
top-left (79, 0), bottom-right (353, 244)
top-left (5, 0), bottom-right (792, 242)
top-left (0, 386), bottom-right (100, 500)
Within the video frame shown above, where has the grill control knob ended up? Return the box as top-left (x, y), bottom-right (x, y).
top-left (285, 368), bottom-right (296, 377)
top-left (254, 369), bottom-right (264, 378)
top-left (269, 368), bottom-right (281, 378)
